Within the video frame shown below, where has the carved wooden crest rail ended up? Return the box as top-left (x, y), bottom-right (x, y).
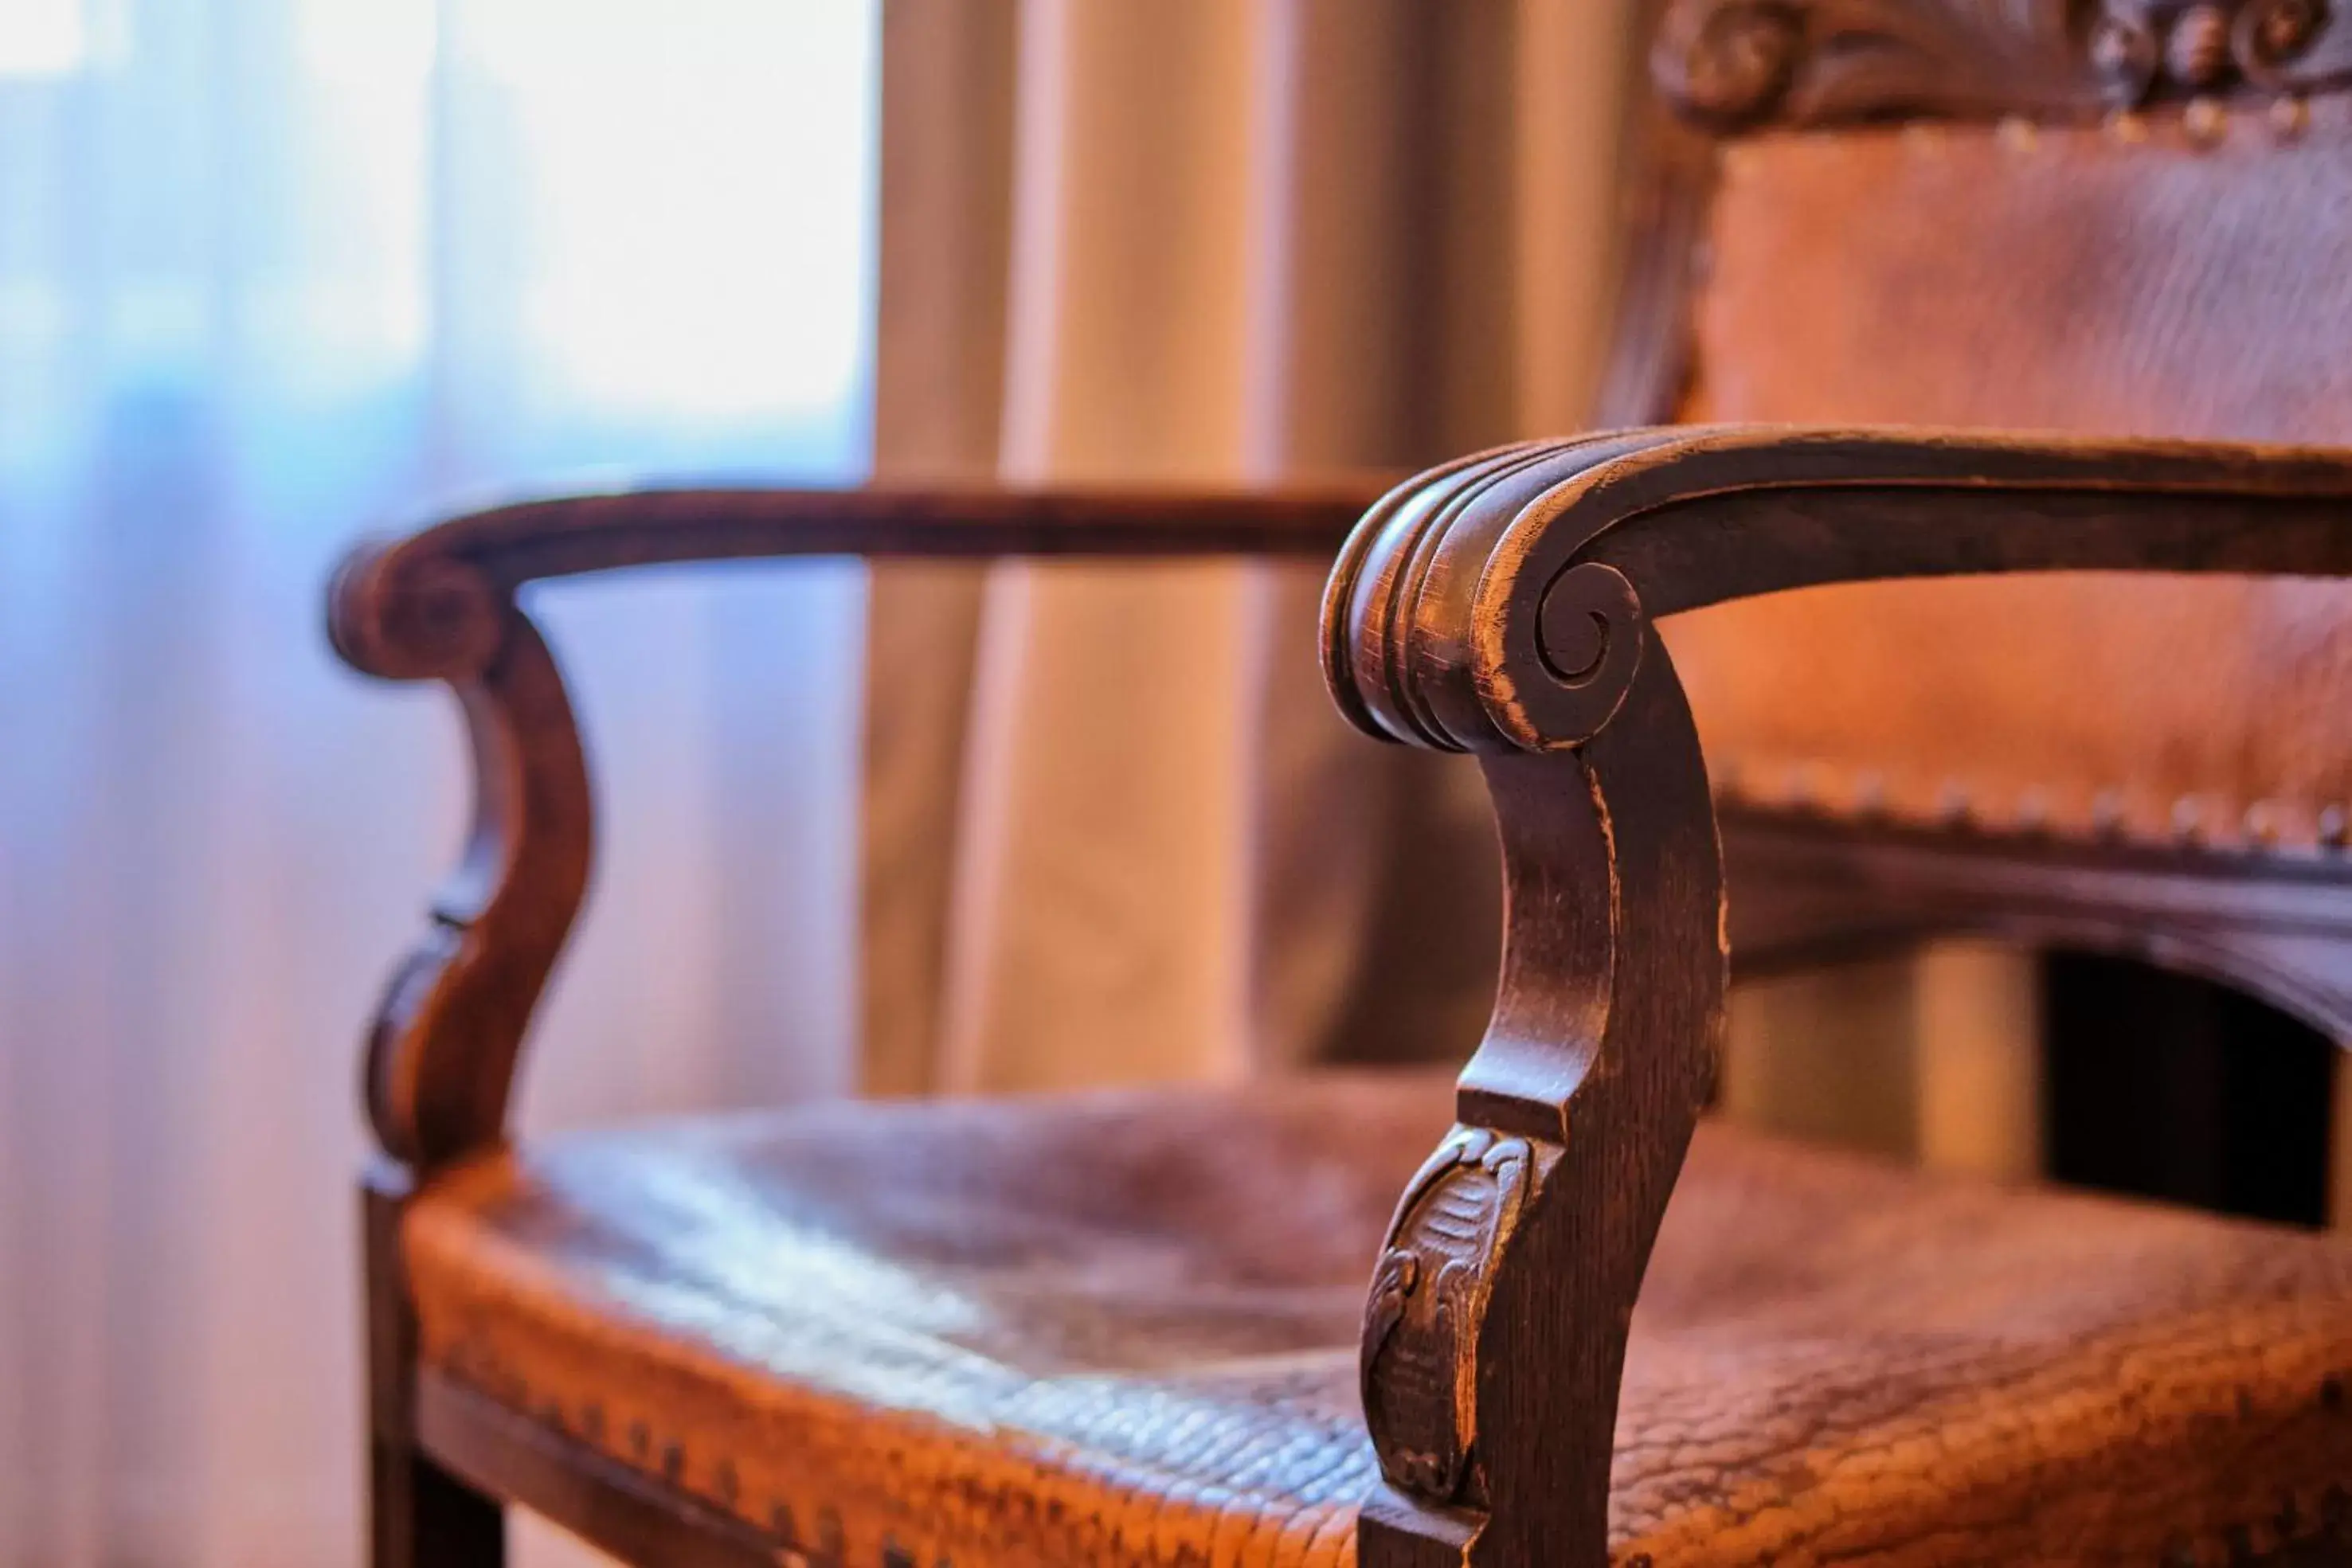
top-left (1653, 0), bottom-right (2352, 127)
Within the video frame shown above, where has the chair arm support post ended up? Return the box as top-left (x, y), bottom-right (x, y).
top-left (332, 542), bottom-right (591, 1172)
top-left (1324, 426), bottom-right (2352, 1566)
top-left (330, 479), bottom-right (1385, 1175)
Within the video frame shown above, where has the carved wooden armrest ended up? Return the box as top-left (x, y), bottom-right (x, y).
top-left (1321, 428), bottom-right (2352, 1566)
top-left (331, 479), bottom-right (1383, 1174)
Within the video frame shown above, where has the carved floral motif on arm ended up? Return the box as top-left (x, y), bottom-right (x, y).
top-left (1360, 1128), bottom-right (1552, 1507)
top-left (1653, 0), bottom-right (2348, 129)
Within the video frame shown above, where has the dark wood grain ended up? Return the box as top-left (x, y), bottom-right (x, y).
top-left (1326, 428), bottom-right (2352, 757)
top-left (1324, 425), bottom-right (2352, 1566)
top-left (353, 611), bottom-right (589, 1172)
top-left (340, 480), bottom-right (1383, 608)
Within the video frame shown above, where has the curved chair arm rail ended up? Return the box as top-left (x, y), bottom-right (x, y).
top-left (331, 480), bottom-right (1383, 680)
top-left (1326, 426), bottom-right (2352, 1568)
top-left (331, 479), bottom-right (1388, 1175)
top-left (1326, 427), bottom-right (2352, 757)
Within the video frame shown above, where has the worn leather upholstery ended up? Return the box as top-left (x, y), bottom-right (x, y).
top-left (405, 1071), bottom-right (2352, 1566)
top-left (1664, 97), bottom-right (2352, 847)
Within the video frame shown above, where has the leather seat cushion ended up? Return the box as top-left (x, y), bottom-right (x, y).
top-left (403, 1069), bottom-right (2352, 1566)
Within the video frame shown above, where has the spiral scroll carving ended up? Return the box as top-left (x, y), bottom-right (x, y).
top-left (1666, 0), bottom-right (1805, 124)
top-left (2236, 0), bottom-right (2334, 79)
top-left (1320, 435), bottom-right (1672, 754)
top-left (330, 540), bottom-right (508, 682)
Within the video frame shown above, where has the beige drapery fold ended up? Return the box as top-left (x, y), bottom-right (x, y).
top-left (863, 0), bottom-right (1637, 1094)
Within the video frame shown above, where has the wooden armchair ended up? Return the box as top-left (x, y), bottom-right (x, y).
top-left (337, 10), bottom-right (2352, 1567)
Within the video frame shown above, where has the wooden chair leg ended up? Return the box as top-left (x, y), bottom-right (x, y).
top-left (366, 1163), bottom-right (505, 1568)
top-left (371, 1439), bottom-right (504, 1568)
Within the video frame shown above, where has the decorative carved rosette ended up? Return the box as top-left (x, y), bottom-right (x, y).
top-left (1360, 1128), bottom-right (1551, 1505)
top-left (2096, 0), bottom-right (2341, 100)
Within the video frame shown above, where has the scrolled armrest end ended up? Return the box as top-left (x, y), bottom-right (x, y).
top-left (329, 538), bottom-right (508, 683)
top-left (1318, 433), bottom-right (1685, 757)
top-left (328, 533), bottom-right (590, 1174)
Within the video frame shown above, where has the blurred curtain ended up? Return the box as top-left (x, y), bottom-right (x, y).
top-left (0, 3), bottom-right (875, 1564)
top-left (863, 0), bottom-right (1638, 1095)
top-left (863, 0), bottom-right (2045, 1189)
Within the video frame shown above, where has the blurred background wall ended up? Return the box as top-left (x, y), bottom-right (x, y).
top-left (0, 3), bottom-right (875, 1562)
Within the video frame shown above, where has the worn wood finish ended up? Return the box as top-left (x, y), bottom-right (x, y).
top-left (342, 481), bottom-right (1377, 599)
top-left (1323, 426), bottom-right (2352, 1565)
top-left (1350, 651), bottom-right (1720, 1565)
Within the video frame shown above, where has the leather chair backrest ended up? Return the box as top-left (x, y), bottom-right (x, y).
top-left (1623, 10), bottom-right (2352, 872)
